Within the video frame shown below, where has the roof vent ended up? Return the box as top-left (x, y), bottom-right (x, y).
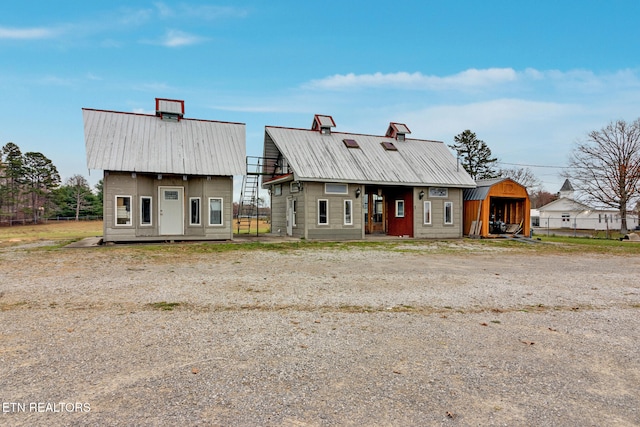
top-left (312, 114), bottom-right (336, 135)
top-left (386, 122), bottom-right (411, 141)
top-left (156, 98), bottom-right (185, 122)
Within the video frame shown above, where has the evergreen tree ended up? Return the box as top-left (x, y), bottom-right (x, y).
top-left (1, 142), bottom-right (24, 223)
top-left (22, 152), bottom-right (60, 223)
top-left (449, 130), bottom-right (498, 180)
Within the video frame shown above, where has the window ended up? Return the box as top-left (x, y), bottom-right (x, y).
top-left (190, 197), bottom-right (201, 225)
top-left (325, 183), bottom-right (348, 194)
top-left (140, 196), bottom-right (152, 226)
top-left (209, 198), bottom-right (223, 226)
top-left (423, 201), bottom-right (432, 225)
top-left (429, 187), bottom-right (448, 198)
top-left (318, 199), bottom-right (328, 225)
top-left (444, 201), bottom-right (453, 225)
top-left (274, 184), bottom-right (282, 196)
top-left (344, 200), bottom-right (353, 225)
top-left (115, 196), bottom-right (131, 226)
top-left (343, 138), bottom-right (360, 148)
top-left (381, 141), bottom-right (398, 151)
top-left (395, 200), bottom-right (405, 218)
top-left (292, 199), bottom-right (297, 227)
top-left (164, 190), bottom-right (179, 200)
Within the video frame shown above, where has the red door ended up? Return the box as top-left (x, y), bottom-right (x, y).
top-left (387, 188), bottom-right (413, 237)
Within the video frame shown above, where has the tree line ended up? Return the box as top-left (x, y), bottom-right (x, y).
top-left (449, 118), bottom-right (640, 233)
top-left (0, 142), bottom-right (102, 225)
top-left (448, 129), bottom-right (558, 209)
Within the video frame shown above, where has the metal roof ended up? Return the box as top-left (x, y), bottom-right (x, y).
top-left (463, 178), bottom-right (531, 201)
top-left (263, 126), bottom-right (476, 188)
top-left (83, 109), bottom-right (246, 176)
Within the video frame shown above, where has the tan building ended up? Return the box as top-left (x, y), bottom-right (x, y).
top-left (83, 98), bottom-right (245, 243)
top-left (261, 115), bottom-right (476, 240)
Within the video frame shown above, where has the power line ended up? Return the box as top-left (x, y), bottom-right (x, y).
top-left (496, 161), bottom-right (566, 169)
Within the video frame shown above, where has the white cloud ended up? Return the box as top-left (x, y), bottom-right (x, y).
top-left (158, 29), bottom-right (205, 47)
top-left (306, 68), bottom-right (519, 91)
top-left (154, 2), bottom-right (249, 20)
top-left (304, 67), bottom-right (640, 95)
top-left (0, 26), bottom-right (58, 39)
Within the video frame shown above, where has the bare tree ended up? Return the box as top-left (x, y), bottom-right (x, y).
top-left (499, 167), bottom-right (542, 192)
top-left (529, 189), bottom-right (558, 209)
top-left (66, 175), bottom-right (92, 220)
top-left (564, 119), bottom-right (640, 233)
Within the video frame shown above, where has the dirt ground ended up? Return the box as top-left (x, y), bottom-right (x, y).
top-left (0, 239), bottom-right (639, 426)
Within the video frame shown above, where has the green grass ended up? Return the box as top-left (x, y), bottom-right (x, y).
top-left (148, 301), bottom-right (181, 311)
top-left (2, 219), bottom-right (639, 255)
top-left (532, 234), bottom-right (640, 254)
top-left (0, 220), bottom-right (102, 248)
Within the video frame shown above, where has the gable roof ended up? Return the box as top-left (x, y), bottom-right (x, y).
top-left (83, 108), bottom-right (246, 176)
top-left (463, 178), bottom-right (509, 201)
top-left (537, 197), bottom-right (592, 212)
top-left (263, 126), bottom-right (476, 188)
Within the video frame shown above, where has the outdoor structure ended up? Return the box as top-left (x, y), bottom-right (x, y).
top-left (533, 180), bottom-right (639, 232)
top-left (261, 115), bottom-right (476, 240)
top-left (83, 98), bottom-right (245, 243)
top-left (463, 178), bottom-right (531, 237)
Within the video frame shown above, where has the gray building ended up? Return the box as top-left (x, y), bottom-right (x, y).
top-left (262, 115), bottom-right (476, 240)
top-left (83, 98), bottom-right (245, 242)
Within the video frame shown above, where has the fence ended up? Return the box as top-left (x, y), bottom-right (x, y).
top-left (0, 216), bottom-right (103, 226)
top-left (532, 214), bottom-right (639, 238)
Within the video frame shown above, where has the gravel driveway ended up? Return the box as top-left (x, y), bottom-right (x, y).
top-left (1, 240), bottom-right (639, 426)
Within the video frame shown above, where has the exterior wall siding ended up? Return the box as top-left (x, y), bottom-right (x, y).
top-left (303, 182), bottom-right (364, 240)
top-left (103, 171), bottom-right (233, 242)
top-left (269, 181), bottom-right (465, 240)
top-left (269, 181), bottom-right (287, 236)
top-left (268, 179), bottom-right (307, 238)
top-left (413, 187), bottom-right (464, 239)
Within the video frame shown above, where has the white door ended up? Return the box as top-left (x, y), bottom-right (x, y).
top-left (286, 197), bottom-right (294, 236)
top-left (159, 187), bottom-right (184, 235)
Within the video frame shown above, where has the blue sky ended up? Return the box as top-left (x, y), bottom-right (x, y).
top-left (2, 1), bottom-right (640, 195)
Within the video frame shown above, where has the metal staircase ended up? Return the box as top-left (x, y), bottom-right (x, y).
top-left (236, 157), bottom-right (262, 235)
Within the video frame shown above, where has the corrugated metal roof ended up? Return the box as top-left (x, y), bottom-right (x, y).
top-left (264, 127), bottom-right (476, 188)
top-left (463, 187), bottom-right (490, 201)
top-left (83, 109), bottom-right (246, 176)
top-left (463, 178), bottom-right (533, 201)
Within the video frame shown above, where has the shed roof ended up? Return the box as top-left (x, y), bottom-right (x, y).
top-left (463, 178), bottom-right (525, 201)
top-left (83, 108), bottom-right (246, 176)
top-left (263, 125), bottom-right (476, 188)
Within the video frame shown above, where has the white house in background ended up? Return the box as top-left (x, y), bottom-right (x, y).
top-left (533, 179), bottom-right (639, 231)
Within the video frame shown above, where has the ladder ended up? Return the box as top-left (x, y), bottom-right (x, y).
top-left (236, 157), bottom-right (262, 235)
